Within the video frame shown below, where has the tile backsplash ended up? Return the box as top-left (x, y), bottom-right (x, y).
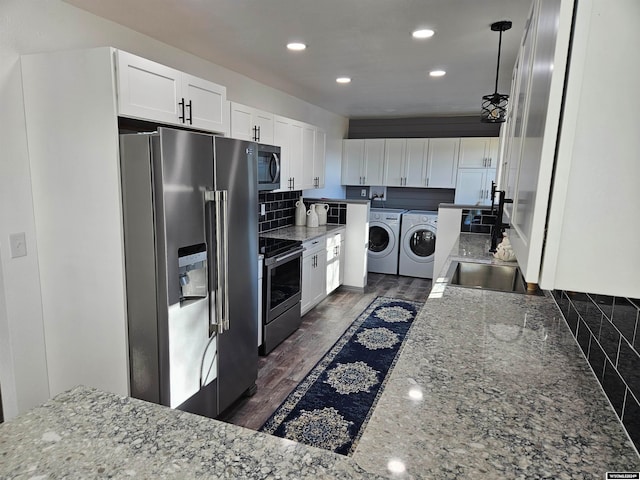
top-left (460, 208), bottom-right (496, 234)
top-left (258, 192), bottom-right (347, 233)
top-left (553, 291), bottom-right (640, 452)
top-left (258, 191), bottom-right (301, 233)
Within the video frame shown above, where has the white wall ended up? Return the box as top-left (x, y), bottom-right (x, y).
top-left (0, 0), bottom-right (348, 419)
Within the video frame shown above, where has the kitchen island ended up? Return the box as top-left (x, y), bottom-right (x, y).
top-left (1, 234), bottom-right (638, 478)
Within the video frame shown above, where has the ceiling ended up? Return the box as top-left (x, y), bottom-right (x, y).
top-left (64, 0), bottom-right (532, 119)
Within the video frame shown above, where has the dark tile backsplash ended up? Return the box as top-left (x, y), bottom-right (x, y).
top-left (554, 289), bottom-right (640, 453)
top-left (258, 191), bottom-right (347, 233)
top-left (460, 208), bottom-right (496, 233)
top-left (258, 190), bottom-right (302, 233)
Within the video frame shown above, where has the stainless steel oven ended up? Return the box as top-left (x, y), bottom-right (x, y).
top-left (259, 237), bottom-right (303, 355)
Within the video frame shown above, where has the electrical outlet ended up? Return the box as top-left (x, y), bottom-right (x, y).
top-left (9, 232), bottom-right (27, 258)
top-left (361, 189), bottom-right (367, 197)
top-left (260, 203), bottom-right (266, 216)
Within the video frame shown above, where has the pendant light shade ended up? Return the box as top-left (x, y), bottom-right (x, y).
top-left (481, 20), bottom-right (512, 123)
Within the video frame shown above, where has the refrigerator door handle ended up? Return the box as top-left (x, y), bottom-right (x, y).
top-left (216, 189), bottom-right (230, 333)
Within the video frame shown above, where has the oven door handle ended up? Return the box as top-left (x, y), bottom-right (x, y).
top-left (268, 247), bottom-right (303, 266)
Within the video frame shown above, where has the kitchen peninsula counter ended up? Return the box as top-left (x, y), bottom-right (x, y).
top-left (1, 234), bottom-right (638, 478)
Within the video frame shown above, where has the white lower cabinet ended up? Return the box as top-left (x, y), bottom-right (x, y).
top-left (325, 230), bottom-right (345, 294)
top-left (301, 228), bottom-right (346, 316)
top-left (301, 237), bottom-right (327, 315)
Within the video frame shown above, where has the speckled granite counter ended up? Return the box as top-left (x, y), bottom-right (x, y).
top-left (262, 224), bottom-right (345, 243)
top-left (351, 233), bottom-right (640, 477)
top-left (0, 387), bottom-right (379, 479)
top-left (2, 233), bottom-right (638, 479)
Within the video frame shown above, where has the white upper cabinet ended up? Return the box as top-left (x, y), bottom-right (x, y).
top-left (274, 115), bottom-right (294, 191)
top-left (116, 51), bottom-right (182, 125)
top-left (364, 139), bottom-right (386, 185)
top-left (181, 73), bottom-right (227, 133)
top-left (425, 138), bottom-right (460, 188)
top-left (116, 50), bottom-right (228, 134)
top-left (273, 116), bottom-right (325, 192)
top-left (404, 139), bottom-right (429, 187)
top-left (299, 123), bottom-right (316, 190)
top-left (342, 139), bottom-right (365, 185)
top-left (383, 139), bottom-right (407, 186)
top-left (230, 102), bottom-right (274, 144)
top-left (342, 139), bottom-right (385, 186)
top-left (458, 137), bottom-right (499, 168)
top-left (313, 129), bottom-right (326, 189)
top-left (381, 137), bottom-right (458, 188)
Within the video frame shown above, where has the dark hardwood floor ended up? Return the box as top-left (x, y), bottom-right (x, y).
top-left (221, 273), bottom-right (432, 431)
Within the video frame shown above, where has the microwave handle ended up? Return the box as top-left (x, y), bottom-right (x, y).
top-left (269, 153), bottom-right (280, 182)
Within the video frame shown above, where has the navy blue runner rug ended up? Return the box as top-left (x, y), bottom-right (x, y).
top-left (259, 296), bottom-right (423, 456)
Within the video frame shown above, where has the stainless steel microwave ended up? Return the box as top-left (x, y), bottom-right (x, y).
top-left (257, 143), bottom-right (281, 191)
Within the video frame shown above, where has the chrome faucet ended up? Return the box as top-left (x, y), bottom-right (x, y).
top-left (489, 181), bottom-right (513, 253)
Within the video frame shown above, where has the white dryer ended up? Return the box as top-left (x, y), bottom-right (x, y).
top-left (399, 210), bottom-right (438, 278)
top-left (368, 208), bottom-right (407, 275)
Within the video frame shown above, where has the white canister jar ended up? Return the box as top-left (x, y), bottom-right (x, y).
top-left (306, 205), bottom-right (319, 228)
top-left (315, 203), bottom-right (329, 225)
top-left (295, 198), bottom-right (306, 226)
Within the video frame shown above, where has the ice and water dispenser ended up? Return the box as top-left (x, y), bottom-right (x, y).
top-left (178, 244), bottom-right (208, 301)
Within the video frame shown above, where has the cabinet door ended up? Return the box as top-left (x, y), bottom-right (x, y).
top-left (383, 138), bottom-right (406, 187)
top-left (313, 249), bottom-right (328, 305)
top-left (342, 139), bottom-right (365, 185)
top-left (481, 169), bottom-right (497, 206)
top-left (426, 138), bottom-right (460, 188)
top-left (325, 232), bottom-right (342, 294)
top-left (301, 253), bottom-right (315, 314)
top-left (458, 137), bottom-right (491, 168)
top-left (404, 139), bottom-right (429, 187)
top-left (181, 73), bottom-right (227, 133)
top-left (253, 110), bottom-right (274, 145)
top-left (230, 102), bottom-right (254, 141)
top-left (363, 139), bottom-right (385, 185)
top-left (299, 123), bottom-right (316, 190)
top-left (486, 137), bottom-right (500, 169)
top-left (313, 129), bottom-right (326, 189)
top-left (274, 116), bottom-right (292, 191)
top-left (454, 168), bottom-right (485, 205)
top-left (116, 50), bottom-right (182, 125)
top-left (338, 240), bottom-right (345, 287)
top-left (288, 121), bottom-right (304, 191)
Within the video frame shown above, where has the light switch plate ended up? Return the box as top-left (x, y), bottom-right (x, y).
top-left (260, 203), bottom-right (266, 216)
top-left (9, 232), bottom-right (27, 258)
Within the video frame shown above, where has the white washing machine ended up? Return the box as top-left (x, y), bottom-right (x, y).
top-left (368, 208), bottom-right (407, 275)
top-left (399, 210), bottom-right (438, 278)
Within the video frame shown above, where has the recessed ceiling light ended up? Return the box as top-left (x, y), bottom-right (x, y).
top-left (412, 29), bottom-right (435, 39)
top-left (336, 77), bottom-right (351, 84)
top-left (429, 70), bottom-right (446, 77)
top-left (286, 42), bottom-right (306, 51)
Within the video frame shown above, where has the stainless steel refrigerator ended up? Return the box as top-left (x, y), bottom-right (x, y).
top-left (119, 127), bottom-right (258, 418)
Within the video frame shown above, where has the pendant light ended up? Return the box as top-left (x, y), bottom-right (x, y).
top-left (481, 20), bottom-right (512, 123)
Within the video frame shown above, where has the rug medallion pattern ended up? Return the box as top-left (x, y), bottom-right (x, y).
top-left (260, 296), bottom-right (422, 455)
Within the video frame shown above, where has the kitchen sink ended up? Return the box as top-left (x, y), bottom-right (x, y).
top-left (446, 261), bottom-right (541, 295)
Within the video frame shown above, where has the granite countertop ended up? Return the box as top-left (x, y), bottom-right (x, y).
top-left (351, 233), bottom-right (640, 477)
top-left (263, 224), bottom-right (346, 243)
top-left (1, 233), bottom-right (638, 478)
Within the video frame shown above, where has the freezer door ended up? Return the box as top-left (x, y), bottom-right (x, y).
top-left (155, 128), bottom-right (218, 410)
